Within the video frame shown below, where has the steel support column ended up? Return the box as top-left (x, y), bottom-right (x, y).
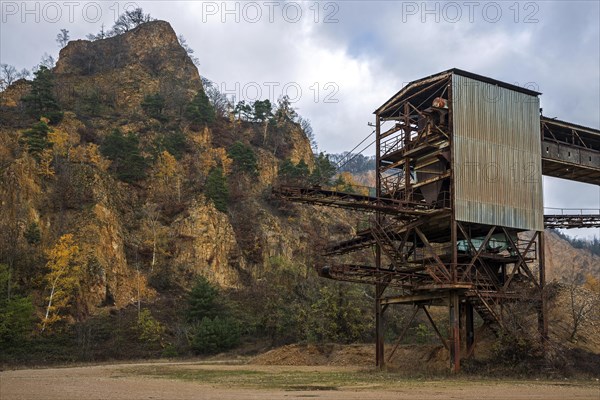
top-left (538, 231), bottom-right (548, 343)
top-left (465, 302), bottom-right (474, 354)
top-left (449, 291), bottom-right (461, 372)
top-left (375, 283), bottom-right (385, 368)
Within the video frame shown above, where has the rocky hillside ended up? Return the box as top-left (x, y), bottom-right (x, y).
top-left (545, 230), bottom-right (600, 283)
top-left (0, 19), bottom-right (353, 337)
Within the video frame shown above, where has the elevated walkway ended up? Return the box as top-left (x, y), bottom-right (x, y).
top-left (541, 117), bottom-right (600, 185)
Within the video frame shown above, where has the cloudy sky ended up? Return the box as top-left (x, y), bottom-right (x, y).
top-left (1, 0), bottom-right (599, 238)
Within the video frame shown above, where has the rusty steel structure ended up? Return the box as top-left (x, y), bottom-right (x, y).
top-left (273, 69), bottom-right (600, 372)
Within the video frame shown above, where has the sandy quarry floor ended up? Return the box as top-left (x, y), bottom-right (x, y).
top-left (1, 361), bottom-right (599, 400)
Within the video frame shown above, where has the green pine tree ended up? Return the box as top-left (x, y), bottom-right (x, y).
top-left (228, 141), bottom-right (258, 175)
top-left (100, 129), bottom-right (147, 183)
top-left (141, 93), bottom-right (166, 121)
top-left (20, 120), bottom-right (52, 158)
top-left (186, 276), bottom-right (218, 323)
top-left (309, 152), bottom-right (336, 185)
top-left (205, 167), bottom-right (228, 212)
top-left (185, 90), bottom-right (215, 127)
top-left (22, 66), bottom-right (63, 124)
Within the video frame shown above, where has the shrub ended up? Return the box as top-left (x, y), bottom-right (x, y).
top-left (137, 308), bottom-right (165, 345)
top-left (0, 264), bottom-right (35, 344)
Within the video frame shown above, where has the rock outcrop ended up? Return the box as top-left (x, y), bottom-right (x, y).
top-left (53, 20), bottom-right (201, 117)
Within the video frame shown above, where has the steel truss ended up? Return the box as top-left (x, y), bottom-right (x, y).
top-left (273, 70), bottom-right (599, 372)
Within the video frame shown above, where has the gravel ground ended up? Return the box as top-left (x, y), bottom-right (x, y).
top-left (1, 361), bottom-right (599, 400)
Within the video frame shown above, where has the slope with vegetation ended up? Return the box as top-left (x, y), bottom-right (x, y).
top-left (0, 12), bottom-right (375, 363)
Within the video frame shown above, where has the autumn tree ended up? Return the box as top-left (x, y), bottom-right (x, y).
top-left (197, 147), bottom-right (232, 177)
top-left (141, 204), bottom-right (166, 272)
top-left (68, 143), bottom-right (111, 171)
top-left (149, 150), bottom-right (183, 204)
top-left (332, 172), bottom-right (369, 195)
top-left (40, 234), bottom-right (81, 333)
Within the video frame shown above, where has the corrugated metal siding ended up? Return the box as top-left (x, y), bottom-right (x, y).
top-left (452, 74), bottom-right (544, 231)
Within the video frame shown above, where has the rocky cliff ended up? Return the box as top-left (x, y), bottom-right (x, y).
top-left (0, 19), bottom-right (334, 322)
top-left (53, 20), bottom-right (201, 117)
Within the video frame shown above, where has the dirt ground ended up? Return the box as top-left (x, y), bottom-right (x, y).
top-left (2, 361), bottom-right (599, 400)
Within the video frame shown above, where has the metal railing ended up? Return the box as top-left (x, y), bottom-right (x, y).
top-left (544, 207), bottom-right (600, 216)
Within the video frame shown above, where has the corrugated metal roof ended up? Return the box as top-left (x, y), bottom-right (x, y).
top-left (376, 68), bottom-right (542, 116)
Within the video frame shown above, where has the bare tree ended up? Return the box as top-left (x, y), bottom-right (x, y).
top-left (201, 77), bottom-right (231, 117)
top-left (56, 29), bottom-right (70, 48)
top-left (112, 8), bottom-right (154, 35)
top-left (178, 34), bottom-right (200, 67)
top-left (142, 203), bottom-right (162, 272)
top-left (0, 64), bottom-right (18, 90)
top-left (86, 24), bottom-right (108, 41)
top-left (298, 116), bottom-right (317, 153)
top-left (18, 68), bottom-right (30, 80)
top-left (566, 266), bottom-right (596, 342)
top-left (33, 53), bottom-right (56, 73)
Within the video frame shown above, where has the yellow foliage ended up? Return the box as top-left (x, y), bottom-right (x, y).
top-left (197, 147), bottom-right (232, 176)
top-left (332, 172), bottom-right (369, 195)
top-left (41, 233), bottom-right (82, 333)
top-left (585, 275), bottom-right (600, 294)
top-left (155, 151), bottom-right (179, 182)
top-left (149, 151), bottom-right (183, 204)
top-left (213, 148), bottom-right (232, 175)
top-left (48, 128), bottom-right (70, 157)
top-left (68, 144), bottom-right (110, 171)
top-left (38, 148), bottom-right (55, 177)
